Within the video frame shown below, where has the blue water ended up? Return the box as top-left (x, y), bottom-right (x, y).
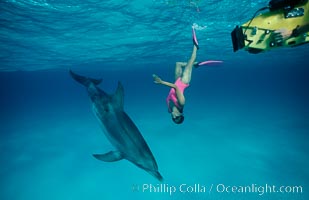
top-left (1, 0), bottom-right (308, 200)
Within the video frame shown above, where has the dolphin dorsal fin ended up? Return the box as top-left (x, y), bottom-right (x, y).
top-left (111, 81), bottom-right (124, 110)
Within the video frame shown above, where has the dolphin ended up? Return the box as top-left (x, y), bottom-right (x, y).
top-left (70, 70), bottom-right (163, 181)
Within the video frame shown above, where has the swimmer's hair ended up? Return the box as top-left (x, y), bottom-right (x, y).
top-left (172, 115), bottom-right (184, 124)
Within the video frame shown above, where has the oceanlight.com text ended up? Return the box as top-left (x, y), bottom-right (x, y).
top-left (131, 183), bottom-right (303, 196)
top-left (216, 183), bottom-right (303, 196)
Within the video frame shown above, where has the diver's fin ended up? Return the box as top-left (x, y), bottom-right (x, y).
top-left (111, 81), bottom-right (124, 110)
top-left (93, 151), bottom-right (123, 162)
top-left (194, 60), bottom-right (223, 68)
top-left (192, 27), bottom-right (199, 49)
top-left (69, 70), bottom-right (102, 87)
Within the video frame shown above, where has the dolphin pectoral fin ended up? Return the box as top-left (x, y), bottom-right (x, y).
top-left (93, 151), bottom-right (123, 162)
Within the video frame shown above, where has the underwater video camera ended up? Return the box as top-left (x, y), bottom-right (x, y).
top-left (231, 0), bottom-right (309, 53)
top-left (269, 0), bottom-right (307, 11)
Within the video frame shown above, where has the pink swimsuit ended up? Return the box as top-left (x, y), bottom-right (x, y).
top-left (166, 78), bottom-right (189, 113)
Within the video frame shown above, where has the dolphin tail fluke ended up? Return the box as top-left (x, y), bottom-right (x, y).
top-left (93, 151), bottom-right (123, 162)
top-left (69, 70), bottom-right (102, 87)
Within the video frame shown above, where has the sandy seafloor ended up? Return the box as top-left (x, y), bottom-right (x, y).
top-left (1, 60), bottom-right (308, 200)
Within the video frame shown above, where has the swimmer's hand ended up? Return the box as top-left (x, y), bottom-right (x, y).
top-left (153, 74), bottom-right (162, 84)
top-left (274, 28), bottom-right (292, 41)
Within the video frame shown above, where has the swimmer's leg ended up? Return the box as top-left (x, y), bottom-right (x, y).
top-left (174, 62), bottom-right (187, 81)
top-left (181, 45), bottom-right (198, 84)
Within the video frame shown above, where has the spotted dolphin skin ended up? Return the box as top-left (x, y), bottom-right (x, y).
top-left (70, 70), bottom-right (163, 181)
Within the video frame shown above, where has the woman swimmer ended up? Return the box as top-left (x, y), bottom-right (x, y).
top-left (153, 26), bottom-right (222, 124)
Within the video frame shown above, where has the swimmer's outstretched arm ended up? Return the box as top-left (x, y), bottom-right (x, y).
top-left (153, 74), bottom-right (185, 106)
top-left (153, 74), bottom-right (176, 88)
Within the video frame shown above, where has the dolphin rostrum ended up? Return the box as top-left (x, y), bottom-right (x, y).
top-left (70, 70), bottom-right (163, 181)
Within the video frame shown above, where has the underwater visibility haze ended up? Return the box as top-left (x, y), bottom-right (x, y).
top-left (0, 0), bottom-right (309, 200)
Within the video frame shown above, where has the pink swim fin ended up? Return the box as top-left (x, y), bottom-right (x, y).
top-left (192, 27), bottom-right (199, 49)
top-left (194, 60), bottom-right (223, 67)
